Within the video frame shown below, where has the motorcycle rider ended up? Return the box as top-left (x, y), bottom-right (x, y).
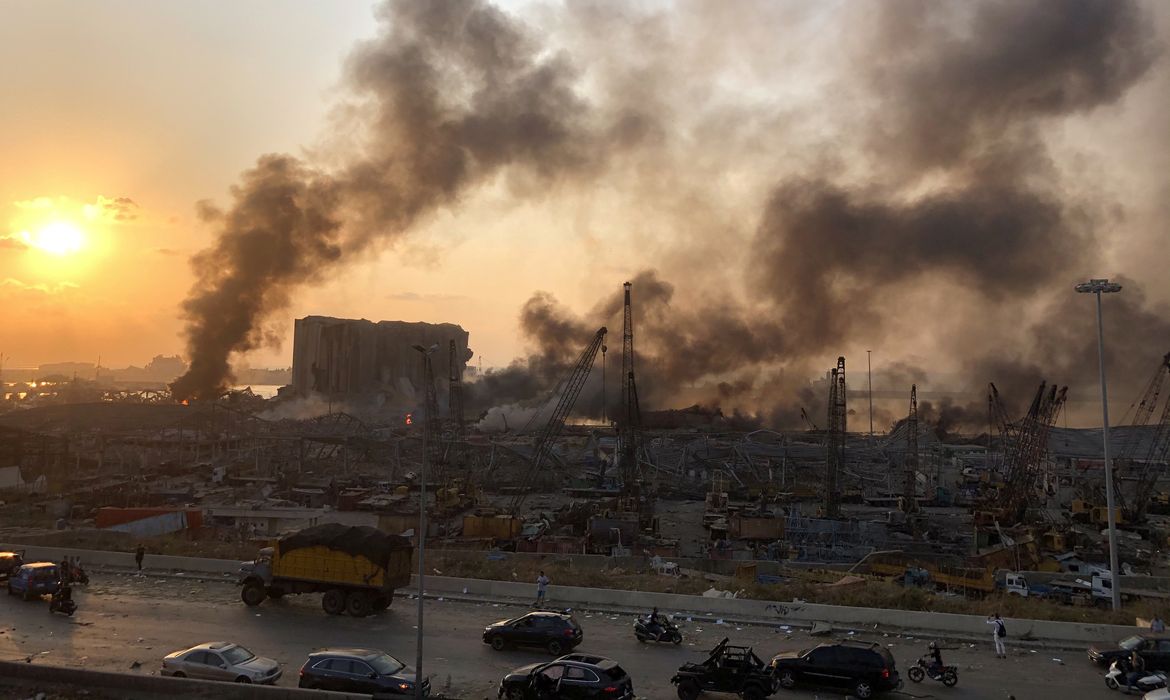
top-left (50, 583), bottom-right (73, 612)
top-left (926, 642), bottom-right (944, 678)
top-left (1128, 649), bottom-right (1147, 691)
top-left (647, 606), bottom-right (664, 640)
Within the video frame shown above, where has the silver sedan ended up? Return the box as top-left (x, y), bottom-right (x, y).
top-left (161, 641), bottom-right (282, 684)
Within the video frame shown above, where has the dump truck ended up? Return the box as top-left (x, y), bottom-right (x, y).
top-left (237, 523), bottom-right (413, 617)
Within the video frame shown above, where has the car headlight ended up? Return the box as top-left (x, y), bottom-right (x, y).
top-left (397, 682), bottom-right (413, 690)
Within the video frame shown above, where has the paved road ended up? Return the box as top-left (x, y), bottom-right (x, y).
top-left (0, 571), bottom-right (1123, 699)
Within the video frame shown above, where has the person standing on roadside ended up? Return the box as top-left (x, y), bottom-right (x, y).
top-left (134, 544), bottom-right (145, 571)
top-left (534, 570), bottom-right (550, 608)
top-left (1151, 615), bottom-right (1166, 633)
top-left (987, 613), bottom-right (1007, 658)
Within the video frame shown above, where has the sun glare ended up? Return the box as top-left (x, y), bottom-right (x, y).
top-left (21, 221), bottom-right (85, 256)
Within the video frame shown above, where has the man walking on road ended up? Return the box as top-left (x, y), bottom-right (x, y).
top-left (987, 613), bottom-right (1007, 658)
top-left (534, 571), bottom-right (550, 608)
top-left (134, 545), bottom-right (145, 571)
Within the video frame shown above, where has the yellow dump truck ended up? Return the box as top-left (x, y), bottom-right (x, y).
top-left (237, 524), bottom-right (412, 617)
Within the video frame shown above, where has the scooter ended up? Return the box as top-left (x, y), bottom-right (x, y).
top-left (1106, 659), bottom-right (1168, 693)
top-left (634, 616), bottom-right (682, 644)
top-left (48, 587), bottom-right (77, 616)
top-left (906, 656), bottom-right (959, 687)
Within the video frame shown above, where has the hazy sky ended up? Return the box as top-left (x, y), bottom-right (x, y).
top-left (2, 0), bottom-right (1167, 411)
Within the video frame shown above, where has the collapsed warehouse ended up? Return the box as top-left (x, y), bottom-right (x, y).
top-left (2, 298), bottom-right (1170, 603)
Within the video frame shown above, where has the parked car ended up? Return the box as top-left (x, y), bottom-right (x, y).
top-left (770, 641), bottom-right (900, 699)
top-left (297, 648), bottom-right (428, 695)
top-left (0, 550), bottom-right (24, 580)
top-left (498, 653), bottom-right (633, 700)
top-left (160, 641), bottom-right (281, 684)
top-left (6, 562), bottom-right (60, 600)
top-left (1089, 635), bottom-right (1170, 669)
top-left (483, 611), bottom-right (583, 655)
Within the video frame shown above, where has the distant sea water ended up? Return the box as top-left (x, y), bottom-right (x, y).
top-left (232, 384), bottom-right (282, 399)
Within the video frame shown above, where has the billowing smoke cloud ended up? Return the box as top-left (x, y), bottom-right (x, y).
top-left (176, 0), bottom-right (1168, 431)
top-left (477, 0), bottom-right (1168, 429)
top-left (172, 0), bottom-right (641, 399)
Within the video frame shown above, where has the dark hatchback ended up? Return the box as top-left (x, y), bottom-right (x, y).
top-left (484, 611), bottom-right (583, 655)
top-left (771, 641), bottom-right (900, 699)
top-left (498, 654), bottom-right (633, 700)
top-left (298, 648), bottom-right (429, 696)
top-left (1088, 635), bottom-right (1170, 669)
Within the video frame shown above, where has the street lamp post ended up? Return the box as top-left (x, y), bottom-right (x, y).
top-left (411, 343), bottom-right (437, 699)
top-left (1075, 278), bottom-right (1123, 611)
top-left (867, 350), bottom-right (874, 441)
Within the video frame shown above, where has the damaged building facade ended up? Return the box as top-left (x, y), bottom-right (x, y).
top-left (291, 316), bottom-right (471, 406)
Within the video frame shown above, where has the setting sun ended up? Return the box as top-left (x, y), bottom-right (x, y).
top-left (21, 221), bottom-right (85, 256)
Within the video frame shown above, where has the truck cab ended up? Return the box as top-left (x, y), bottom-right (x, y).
top-left (1000, 572), bottom-right (1030, 597)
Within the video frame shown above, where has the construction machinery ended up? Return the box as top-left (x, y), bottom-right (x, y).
top-left (903, 385), bottom-right (919, 513)
top-left (507, 327), bottom-right (608, 516)
top-left (978, 381), bottom-right (1067, 525)
top-left (1112, 352), bottom-right (1170, 523)
top-left (824, 356), bottom-right (846, 518)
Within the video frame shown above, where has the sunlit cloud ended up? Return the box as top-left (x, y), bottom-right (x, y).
top-left (0, 277), bottom-right (79, 295)
top-left (83, 195), bottom-right (139, 222)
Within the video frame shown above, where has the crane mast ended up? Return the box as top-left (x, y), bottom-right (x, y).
top-left (508, 327), bottom-right (608, 515)
top-left (903, 385), bottom-right (919, 513)
top-left (619, 281), bottom-right (641, 497)
top-left (824, 356), bottom-right (846, 518)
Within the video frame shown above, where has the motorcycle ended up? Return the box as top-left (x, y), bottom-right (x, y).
top-left (634, 616), bottom-right (682, 645)
top-left (1106, 659), bottom-right (1168, 693)
top-left (906, 655), bottom-right (958, 687)
top-left (48, 588), bottom-right (77, 616)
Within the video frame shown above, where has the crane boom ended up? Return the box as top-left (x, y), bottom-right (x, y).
top-left (508, 327), bottom-right (607, 515)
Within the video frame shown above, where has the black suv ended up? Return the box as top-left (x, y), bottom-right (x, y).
top-left (298, 648), bottom-right (429, 696)
top-left (672, 638), bottom-right (776, 700)
top-left (770, 641), bottom-right (900, 699)
top-left (498, 653), bottom-right (633, 700)
top-left (483, 611), bottom-right (583, 655)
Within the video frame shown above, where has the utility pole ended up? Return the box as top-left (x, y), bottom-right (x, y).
top-left (867, 350), bottom-right (874, 441)
top-left (1076, 278), bottom-right (1123, 611)
top-left (410, 342), bottom-right (438, 698)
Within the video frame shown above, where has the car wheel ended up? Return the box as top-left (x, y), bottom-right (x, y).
top-left (172, 671), bottom-right (186, 679)
top-left (677, 680), bottom-right (700, 700)
top-left (505, 688), bottom-right (526, 700)
top-left (853, 680), bottom-right (874, 699)
top-left (942, 670), bottom-right (958, 687)
top-left (742, 684), bottom-right (766, 700)
top-left (547, 639), bottom-right (564, 656)
top-left (671, 631), bottom-right (683, 645)
top-left (235, 676), bottom-right (252, 684)
top-left (240, 582), bottom-right (266, 607)
top-left (322, 589), bottom-right (346, 615)
top-left (491, 636), bottom-right (507, 651)
top-left (346, 591), bottom-right (372, 618)
top-left (907, 666), bottom-right (924, 683)
top-left (777, 670), bottom-right (796, 689)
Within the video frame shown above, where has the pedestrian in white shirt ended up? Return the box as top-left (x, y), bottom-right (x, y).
top-left (534, 571), bottom-right (550, 608)
top-left (987, 613), bottom-right (1007, 658)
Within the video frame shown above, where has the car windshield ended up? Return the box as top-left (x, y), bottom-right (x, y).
top-left (368, 653), bottom-right (405, 675)
top-left (1120, 636), bottom-right (1145, 651)
top-left (222, 646), bottom-right (256, 665)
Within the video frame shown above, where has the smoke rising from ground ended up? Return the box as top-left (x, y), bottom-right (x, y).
top-left (178, 0), bottom-right (1168, 430)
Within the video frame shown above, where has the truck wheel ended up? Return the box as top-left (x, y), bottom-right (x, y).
top-left (346, 591), bottom-right (372, 618)
top-left (240, 583), bottom-right (266, 607)
top-left (677, 680), bottom-right (700, 700)
top-left (322, 589), bottom-right (346, 615)
top-left (372, 594), bottom-right (391, 611)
